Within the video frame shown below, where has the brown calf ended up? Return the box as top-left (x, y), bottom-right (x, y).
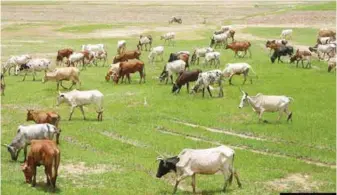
top-left (266, 40), bottom-right (283, 55)
top-left (112, 50), bottom-right (141, 64)
top-left (56, 48), bottom-right (73, 66)
top-left (226, 41), bottom-right (251, 58)
top-left (21, 140), bottom-right (60, 190)
top-left (113, 59), bottom-right (145, 84)
top-left (172, 69), bottom-right (202, 94)
top-left (290, 49), bottom-right (312, 68)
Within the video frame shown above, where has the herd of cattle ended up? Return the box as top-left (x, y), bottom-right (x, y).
top-left (1, 23), bottom-right (336, 193)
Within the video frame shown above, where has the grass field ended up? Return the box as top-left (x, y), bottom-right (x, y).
top-left (1, 1), bottom-right (336, 195)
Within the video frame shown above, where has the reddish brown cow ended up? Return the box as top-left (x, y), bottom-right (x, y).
top-left (21, 140), bottom-right (60, 190)
top-left (226, 41), bottom-right (251, 58)
top-left (290, 49), bottom-right (312, 68)
top-left (113, 59), bottom-right (145, 84)
top-left (56, 48), bottom-right (73, 66)
top-left (266, 40), bottom-right (283, 55)
top-left (112, 50), bottom-right (141, 64)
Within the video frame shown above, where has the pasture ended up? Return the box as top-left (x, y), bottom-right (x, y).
top-left (1, 1), bottom-right (336, 194)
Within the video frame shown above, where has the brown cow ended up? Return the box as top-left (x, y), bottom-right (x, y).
top-left (113, 59), bottom-right (145, 84)
top-left (226, 41), bottom-right (251, 58)
top-left (266, 40), bottom-right (285, 55)
top-left (26, 109), bottom-right (61, 132)
top-left (56, 48), bottom-right (73, 66)
top-left (112, 50), bottom-right (141, 64)
top-left (290, 49), bottom-right (312, 68)
top-left (318, 29), bottom-right (336, 39)
top-left (21, 140), bottom-right (60, 190)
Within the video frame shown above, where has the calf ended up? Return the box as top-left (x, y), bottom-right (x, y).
top-left (309, 44), bottom-right (336, 61)
top-left (223, 63), bottom-right (257, 85)
top-left (137, 35), bottom-right (152, 51)
top-left (92, 50), bottom-right (108, 66)
top-left (172, 69), bottom-right (202, 94)
top-left (190, 47), bottom-right (214, 65)
top-left (280, 29), bottom-right (293, 40)
top-left (191, 69), bottom-right (224, 98)
top-left (290, 49), bottom-right (312, 68)
top-left (26, 109), bottom-right (61, 129)
top-left (204, 52), bottom-right (220, 67)
top-left (169, 16), bottom-right (182, 24)
top-left (21, 140), bottom-right (60, 190)
top-left (239, 88), bottom-right (293, 122)
top-left (3, 54), bottom-right (31, 75)
top-left (57, 90), bottom-right (104, 121)
top-left (105, 63), bottom-right (120, 82)
top-left (56, 48), bottom-right (73, 66)
top-left (270, 45), bottom-right (294, 63)
top-left (159, 60), bottom-right (186, 84)
top-left (17, 58), bottom-right (51, 81)
top-left (117, 40), bottom-right (126, 55)
top-left (67, 52), bottom-right (85, 67)
top-left (156, 145), bottom-right (241, 194)
top-left (225, 41), bottom-right (251, 58)
top-left (112, 50), bottom-right (141, 64)
top-left (2, 124), bottom-right (60, 161)
top-left (113, 59), bottom-right (145, 84)
top-left (148, 46), bottom-right (164, 64)
top-left (161, 32), bottom-right (175, 46)
top-left (43, 67), bottom-right (81, 90)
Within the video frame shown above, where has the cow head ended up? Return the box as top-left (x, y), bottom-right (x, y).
top-left (289, 55), bottom-right (297, 64)
top-left (26, 109), bottom-right (34, 121)
top-left (56, 91), bottom-right (67, 106)
top-left (159, 71), bottom-right (168, 82)
top-left (21, 161), bottom-right (33, 183)
top-left (2, 144), bottom-right (19, 161)
top-left (172, 83), bottom-right (180, 93)
top-left (209, 37), bottom-right (215, 48)
top-left (156, 156), bottom-right (179, 178)
top-left (239, 88), bottom-right (249, 109)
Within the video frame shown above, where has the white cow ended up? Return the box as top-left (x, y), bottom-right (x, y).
top-left (137, 35), bottom-right (152, 51)
top-left (68, 52), bottom-right (85, 67)
top-left (204, 51), bottom-right (221, 67)
top-left (191, 47), bottom-right (214, 65)
top-left (148, 46), bottom-right (164, 64)
top-left (239, 88), bottom-right (293, 122)
top-left (156, 145), bottom-right (242, 194)
top-left (16, 58), bottom-right (51, 81)
top-left (280, 29), bottom-right (293, 40)
top-left (223, 63), bottom-right (257, 85)
top-left (159, 60), bottom-right (186, 84)
top-left (117, 40), bottom-right (126, 55)
top-left (3, 54), bottom-right (31, 75)
top-left (81, 44), bottom-right (105, 52)
top-left (57, 89), bottom-right (104, 121)
top-left (309, 44), bottom-right (336, 61)
top-left (191, 69), bottom-right (224, 98)
top-left (92, 50), bottom-right (108, 66)
top-left (160, 32), bottom-right (175, 46)
top-left (2, 124), bottom-right (60, 161)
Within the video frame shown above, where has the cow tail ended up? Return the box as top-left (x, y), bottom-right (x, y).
top-left (52, 148), bottom-right (60, 185)
top-left (228, 154), bottom-right (235, 185)
top-left (249, 66), bottom-right (258, 78)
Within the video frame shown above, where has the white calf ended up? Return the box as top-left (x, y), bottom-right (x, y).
top-left (159, 60), bottom-right (186, 84)
top-left (204, 52), bottom-right (221, 67)
top-left (3, 54), bottom-right (31, 75)
top-left (280, 29), bottom-right (293, 40)
top-left (148, 46), bottom-right (164, 64)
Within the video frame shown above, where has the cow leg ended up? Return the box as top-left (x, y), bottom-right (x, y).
top-left (127, 74), bottom-right (131, 84)
top-left (191, 174), bottom-right (196, 193)
top-left (207, 86), bottom-right (213, 97)
top-left (258, 110), bottom-right (265, 122)
top-left (277, 110), bottom-right (283, 122)
top-left (285, 107), bottom-right (293, 122)
top-left (68, 106), bottom-right (76, 121)
top-left (60, 81), bottom-right (68, 89)
top-left (301, 60), bottom-right (304, 68)
top-left (23, 145), bottom-right (28, 162)
top-left (32, 166), bottom-right (37, 187)
top-left (243, 74), bottom-right (247, 85)
top-left (170, 75), bottom-right (173, 84)
top-left (79, 106), bottom-right (86, 120)
top-left (173, 174), bottom-right (189, 194)
top-left (186, 82), bottom-right (189, 93)
top-left (218, 83), bottom-right (224, 97)
top-left (202, 88), bottom-right (205, 97)
top-left (69, 81), bottom-right (76, 90)
top-left (234, 170), bottom-right (242, 188)
top-left (45, 167), bottom-right (51, 186)
top-left (22, 72), bottom-right (28, 81)
top-left (229, 74), bottom-right (234, 85)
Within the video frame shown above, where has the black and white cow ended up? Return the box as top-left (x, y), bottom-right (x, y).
top-left (191, 69), bottom-right (224, 97)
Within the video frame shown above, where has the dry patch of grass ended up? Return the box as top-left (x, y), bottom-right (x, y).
top-left (266, 173), bottom-right (320, 192)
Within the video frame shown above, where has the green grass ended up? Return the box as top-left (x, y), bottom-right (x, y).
top-left (294, 1), bottom-right (336, 11)
top-left (1, 20), bottom-right (336, 195)
top-left (241, 27), bottom-right (319, 45)
top-left (57, 24), bottom-right (125, 34)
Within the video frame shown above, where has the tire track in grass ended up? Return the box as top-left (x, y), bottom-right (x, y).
top-left (171, 119), bottom-right (335, 152)
top-left (156, 126), bottom-right (336, 169)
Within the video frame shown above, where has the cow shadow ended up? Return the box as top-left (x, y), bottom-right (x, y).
top-left (21, 181), bottom-right (62, 194)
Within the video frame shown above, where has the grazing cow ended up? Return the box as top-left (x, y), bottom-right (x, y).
top-left (57, 90), bottom-right (104, 121)
top-left (81, 44), bottom-right (105, 52)
top-left (225, 41), bottom-right (252, 58)
top-left (328, 59), bottom-right (336, 72)
top-left (117, 40), bottom-right (126, 55)
top-left (209, 32), bottom-right (230, 49)
top-left (266, 40), bottom-right (287, 55)
top-left (270, 45), bottom-right (294, 63)
top-left (21, 140), bottom-right (60, 190)
top-left (191, 69), bottom-right (224, 98)
top-left (113, 59), bottom-right (145, 84)
top-left (159, 60), bottom-right (186, 84)
top-left (56, 48), bottom-right (73, 66)
top-left (169, 16), bottom-right (182, 24)
top-left (280, 29), bottom-right (293, 40)
top-left (3, 54), bottom-right (31, 75)
top-left (43, 67), bottom-right (81, 90)
top-left (238, 88), bottom-right (293, 123)
top-left (309, 44), bottom-right (336, 61)
top-left (168, 53), bottom-right (190, 68)
top-left (17, 58), bottom-right (51, 81)
top-left (67, 52), bottom-right (85, 67)
top-left (156, 145), bottom-right (242, 194)
top-left (105, 63), bottom-right (121, 82)
top-left (112, 50), bottom-right (141, 64)
top-left (317, 37), bottom-right (335, 45)
top-left (318, 29), bottom-right (336, 39)
top-left (190, 47), bottom-right (214, 65)
top-left (223, 63), bottom-right (257, 85)
top-left (148, 46), bottom-right (164, 64)
top-left (172, 69), bottom-right (202, 94)
top-left (290, 49), bottom-right (312, 68)
top-left (26, 109), bottom-right (61, 129)
top-left (137, 35), bottom-right (152, 51)
top-left (2, 124), bottom-right (60, 161)
top-left (204, 52), bottom-right (220, 67)
top-left (161, 32), bottom-right (175, 46)
top-left (1, 73), bottom-right (5, 96)
top-left (92, 50), bottom-right (108, 66)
